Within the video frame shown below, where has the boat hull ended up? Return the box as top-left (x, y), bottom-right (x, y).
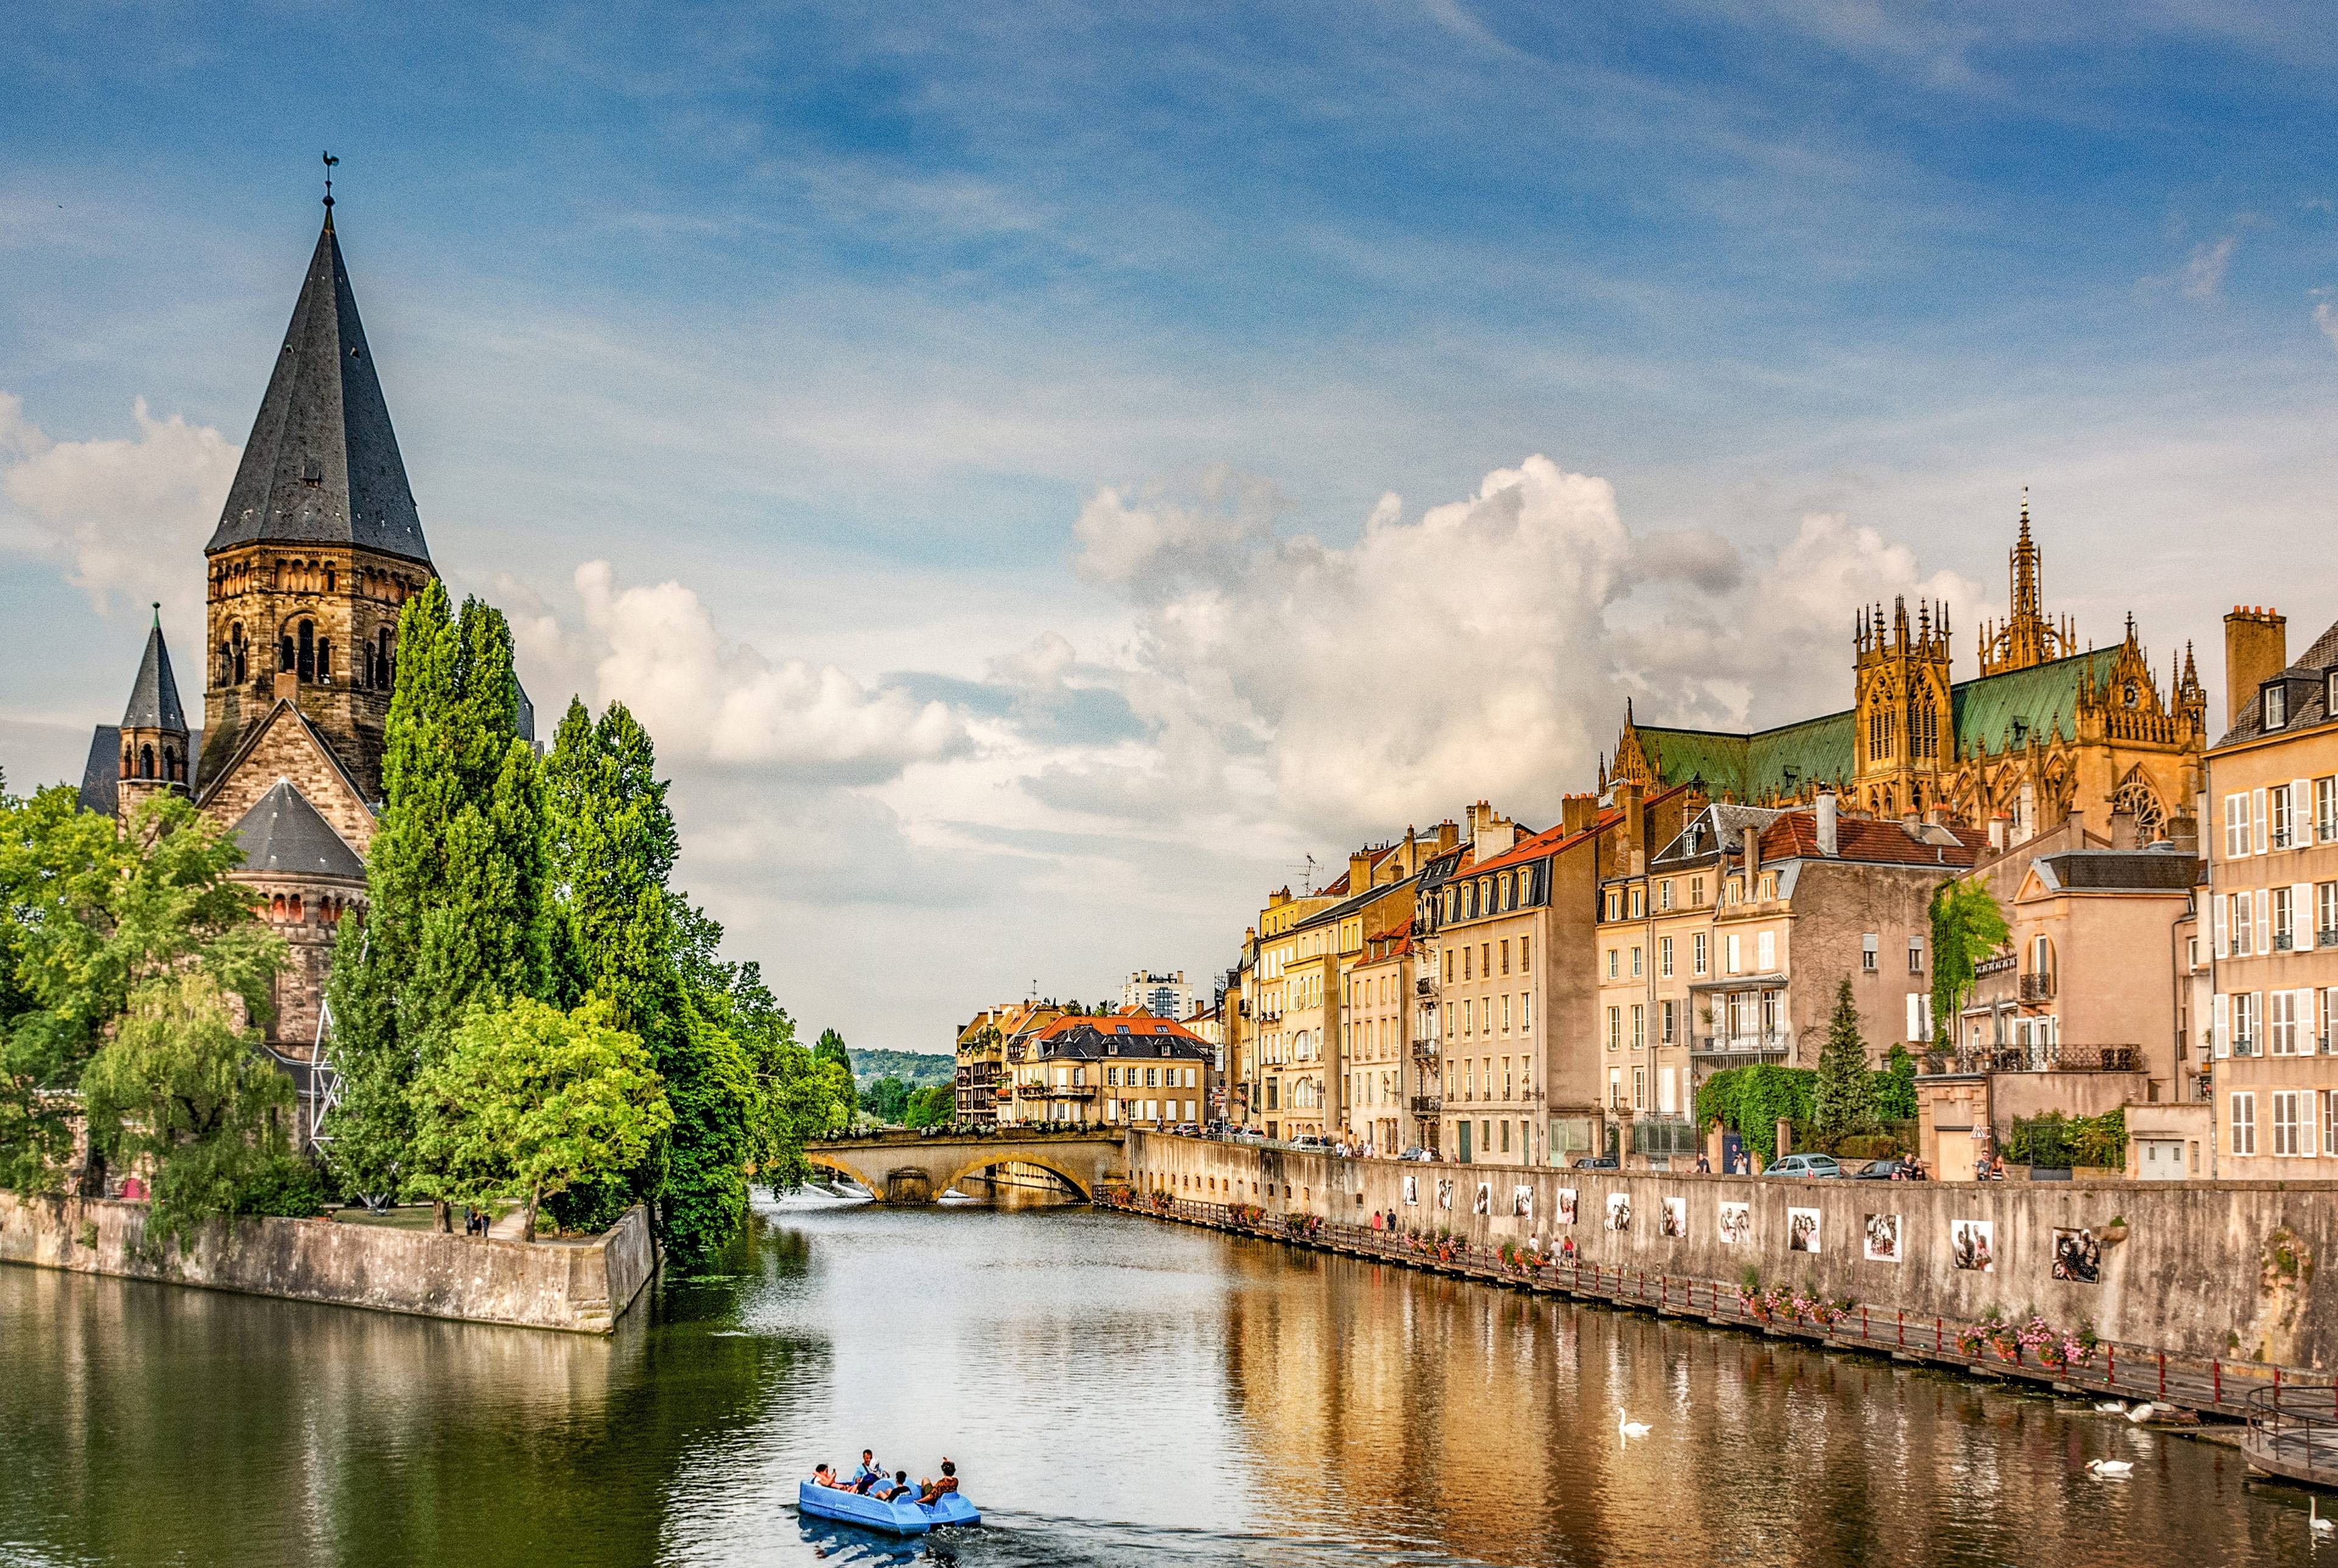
top-left (797, 1480), bottom-right (980, 1535)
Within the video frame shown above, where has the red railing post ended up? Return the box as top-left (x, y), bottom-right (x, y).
top-left (2214, 1360), bottom-right (2223, 1406)
top-left (1897, 1310), bottom-right (1905, 1348)
top-left (1936, 1317), bottom-right (1943, 1354)
top-left (2107, 1343), bottom-right (2115, 1391)
top-left (1862, 1307), bottom-right (1870, 1340)
top-left (2158, 1351), bottom-right (2166, 1399)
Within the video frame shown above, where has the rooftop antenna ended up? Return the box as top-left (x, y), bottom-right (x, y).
top-left (321, 151), bottom-right (339, 214)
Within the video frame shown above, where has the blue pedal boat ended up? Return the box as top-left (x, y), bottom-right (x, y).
top-left (797, 1480), bottom-right (980, 1535)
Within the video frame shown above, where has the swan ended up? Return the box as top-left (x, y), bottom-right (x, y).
top-left (2087, 1459), bottom-right (2134, 1476)
top-left (1617, 1406), bottom-right (1652, 1438)
top-left (2126, 1402), bottom-right (2157, 1423)
top-left (2093, 1401), bottom-right (2127, 1413)
top-left (2313, 1496), bottom-right (2334, 1534)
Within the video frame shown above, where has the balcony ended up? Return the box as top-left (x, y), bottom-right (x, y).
top-left (2320, 929), bottom-right (2338, 949)
top-left (2272, 828), bottom-right (2295, 850)
top-left (1415, 976), bottom-right (1436, 997)
top-left (2275, 933), bottom-right (2296, 952)
top-left (1933, 1043), bottom-right (2140, 1074)
top-left (2019, 971), bottom-right (2055, 1003)
top-left (1692, 1032), bottom-right (1793, 1061)
top-left (1974, 952), bottom-right (2017, 979)
top-left (1409, 1037), bottom-right (1439, 1061)
top-left (1408, 1094), bottom-right (1443, 1115)
top-left (1037, 1084), bottom-right (1097, 1101)
top-left (2233, 1036), bottom-right (2261, 1058)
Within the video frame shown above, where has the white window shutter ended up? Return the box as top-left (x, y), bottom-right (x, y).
top-left (2215, 896), bottom-right (2229, 957)
top-left (1905, 993), bottom-right (1921, 1040)
top-left (2298, 884), bottom-right (2318, 950)
top-left (2301, 992), bottom-right (2320, 1056)
top-left (2215, 992), bottom-right (2230, 1057)
top-left (2256, 788), bottom-right (2269, 854)
top-left (2296, 781), bottom-right (2315, 841)
top-left (2259, 889), bottom-right (2272, 945)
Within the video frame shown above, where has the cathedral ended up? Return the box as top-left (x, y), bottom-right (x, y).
top-left (72, 200), bottom-right (524, 1122)
top-left (1603, 499), bottom-right (2208, 843)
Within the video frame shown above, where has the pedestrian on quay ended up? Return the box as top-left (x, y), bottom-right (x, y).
top-left (1694, 1153), bottom-right (1710, 1174)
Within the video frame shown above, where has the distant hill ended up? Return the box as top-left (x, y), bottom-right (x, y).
top-left (848, 1049), bottom-right (955, 1089)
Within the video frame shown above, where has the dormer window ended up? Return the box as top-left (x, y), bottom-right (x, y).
top-left (2266, 684), bottom-right (2287, 730)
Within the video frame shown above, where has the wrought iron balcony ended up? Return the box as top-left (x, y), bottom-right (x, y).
top-left (2233, 1036), bottom-right (2261, 1057)
top-left (1691, 1032), bottom-right (1792, 1060)
top-left (2321, 929), bottom-right (2338, 949)
top-left (1409, 1037), bottom-right (1439, 1060)
top-left (1415, 976), bottom-right (1437, 997)
top-left (2272, 828), bottom-right (2295, 850)
top-left (1408, 1094), bottom-right (1443, 1115)
top-left (1929, 1043), bottom-right (2140, 1074)
top-left (2019, 971), bottom-right (2055, 1002)
top-left (2274, 933), bottom-right (2296, 951)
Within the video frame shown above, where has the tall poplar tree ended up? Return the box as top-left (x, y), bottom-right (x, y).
top-left (325, 581), bottom-right (549, 1201)
top-left (1811, 977), bottom-right (1877, 1142)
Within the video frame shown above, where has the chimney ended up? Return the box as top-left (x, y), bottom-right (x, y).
top-left (1815, 789), bottom-right (1838, 858)
top-left (2109, 804), bottom-right (2140, 851)
top-left (1988, 815), bottom-right (2008, 853)
top-left (1349, 850), bottom-right (1373, 894)
top-left (2225, 606), bottom-right (2288, 732)
top-left (1561, 793), bottom-right (1598, 836)
top-left (1473, 807), bottom-right (1517, 861)
top-left (1741, 821), bottom-right (1761, 889)
top-left (1615, 779), bottom-right (1646, 873)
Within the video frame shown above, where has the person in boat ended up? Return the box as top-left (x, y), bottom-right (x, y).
top-left (812, 1464), bottom-right (841, 1488)
top-left (917, 1461), bottom-right (959, 1505)
top-left (851, 1452), bottom-right (883, 1493)
top-left (874, 1469), bottom-right (914, 1502)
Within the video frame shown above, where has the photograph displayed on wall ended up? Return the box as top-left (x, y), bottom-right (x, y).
top-left (1606, 1192), bottom-right (1632, 1231)
top-left (1438, 1178), bottom-right (1455, 1211)
top-left (2052, 1227), bottom-right (2101, 1283)
top-left (1661, 1197), bottom-right (1687, 1239)
top-left (1514, 1185), bottom-right (1534, 1217)
top-left (1403, 1175), bottom-right (1419, 1207)
top-left (1863, 1213), bottom-right (1901, 1263)
top-left (1474, 1182), bottom-right (1492, 1216)
top-left (1557, 1189), bottom-right (1579, 1225)
top-left (1788, 1206), bottom-right (1820, 1254)
top-left (1718, 1201), bottom-right (1751, 1245)
top-left (1951, 1219), bottom-right (1995, 1272)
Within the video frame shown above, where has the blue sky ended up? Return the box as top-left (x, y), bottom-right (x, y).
top-left (4, 2), bottom-right (2336, 1048)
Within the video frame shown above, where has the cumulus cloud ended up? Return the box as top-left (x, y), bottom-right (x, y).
top-left (570, 560), bottom-right (969, 781)
top-left (1072, 467), bottom-right (1280, 592)
top-left (0, 393), bottom-right (239, 617)
top-left (1038, 455), bottom-right (1979, 842)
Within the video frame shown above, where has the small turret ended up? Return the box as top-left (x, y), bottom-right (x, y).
top-left (114, 604), bottom-right (191, 821)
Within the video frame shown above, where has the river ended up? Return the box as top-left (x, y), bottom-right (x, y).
top-left (0, 1188), bottom-right (2324, 1567)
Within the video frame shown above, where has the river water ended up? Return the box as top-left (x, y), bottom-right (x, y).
top-left (0, 1189), bottom-right (2325, 1567)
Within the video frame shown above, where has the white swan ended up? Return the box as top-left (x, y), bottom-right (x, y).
top-left (2093, 1400), bottom-right (2127, 1413)
top-left (2126, 1402), bottom-right (2157, 1423)
top-left (1617, 1406), bottom-right (1652, 1438)
top-left (2313, 1496), bottom-right (2334, 1533)
top-left (2087, 1459), bottom-right (2134, 1476)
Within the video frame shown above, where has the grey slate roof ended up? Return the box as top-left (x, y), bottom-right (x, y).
top-left (121, 617), bottom-right (186, 732)
top-left (2032, 847), bottom-right (2200, 892)
top-left (76, 726), bottom-right (119, 817)
top-left (203, 215), bottom-right (432, 565)
top-left (230, 780), bottom-right (366, 881)
top-left (2217, 617), bottom-right (2338, 747)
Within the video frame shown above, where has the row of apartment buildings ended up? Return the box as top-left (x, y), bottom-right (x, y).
top-left (951, 1001), bottom-right (1218, 1131)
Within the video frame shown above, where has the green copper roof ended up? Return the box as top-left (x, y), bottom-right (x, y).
top-left (1635, 647), bottom-right (2120, 801)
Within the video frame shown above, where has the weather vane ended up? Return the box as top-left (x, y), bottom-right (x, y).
top-left (321, 150), bottom-right (339, 209)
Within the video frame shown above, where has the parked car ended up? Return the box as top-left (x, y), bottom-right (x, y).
top-left (1232, 1126), bottom-right (1265, 1143)
top-left (1173, 1122), bottom-right (1201, 1137)
top-left (1765, 1153), bottom-right (1843, 1178)
top-left (1571, 1155), bottom-right (1621, 1171)
top-left (1290, 1134), bottom-right (1329, 1151)
top-left (1399, 1147), bottom-right (1437, 1162)
top-left (1849, 1157), bottom-right (1914, 1180)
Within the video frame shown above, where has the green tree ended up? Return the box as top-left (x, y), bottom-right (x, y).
top-left (326, 582), bottom-right (549, 1202)
top-left (406, 996), bottom-right (672, 1242)
top-left (859, 1074), bottom-right (911, 1123)
top-left (1873, 1043), bottom-right (1918, 1122)
top-left (1, 789), bottom-right (281, 1193)
top-left (904, 1084), bottom-right (955, 1129)
top-left (813, 1029), bottom-right (850, 1073)
top-left (79, 970), bottom-right (317, 1233)
top-left (1929, 878), bottom-right (2010, 1049)
top-left (1694, 1063), bottom-right (1814, 1166)
top-left (1811, 977), bottom-right (1876, 1143)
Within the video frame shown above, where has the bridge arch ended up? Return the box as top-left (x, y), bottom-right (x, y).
top-left (939, 1149), bottom-right (1098, 1202)
top-left (802, 1149), bottom-right (883, 1194)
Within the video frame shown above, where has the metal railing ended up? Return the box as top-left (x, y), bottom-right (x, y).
top-left (2020, 972), bottom-right (2055, 1002)
top-left (1408, 1094), bottom-right (1443, 1115)
top-left (1410, 1037), bottom-right (1439, 1060)
top-left (1692, 1032), bottom-right (1793, 1059)
top-left (2275, 933), bottom-right (2295, 952)
top-left (1931, 1043), bottom-right (2140, 1074)
top-left (2245, 1382), bottom-right (2338, 1485)
top-left (2234, 1036), bottom-right (2262, 1057)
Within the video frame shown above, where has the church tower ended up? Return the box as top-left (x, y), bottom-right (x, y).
top-left (196, 201), bottom-right (436, 802)
top-left (1977, 489), bottom-right (2076, 677)
top-left (113, 605), bottom-right (190, 821)
top-left (1853, 595), bottom-right (1954, 817)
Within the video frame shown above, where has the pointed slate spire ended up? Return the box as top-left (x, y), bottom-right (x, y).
top-left (121, 603), bottom-right (188, 733)
top-left (203, 211), bottom-right (431, 564)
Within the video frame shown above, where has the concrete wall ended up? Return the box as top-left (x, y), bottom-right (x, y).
top-left (0, 1193), bottom-right (655, 1334)
top-left (1128, 1132), bottom-right (2338, 1368)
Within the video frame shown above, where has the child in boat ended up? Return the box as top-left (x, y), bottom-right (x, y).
top-left (917, 1461), bottom-right (959, 1505)
top-left (875, 1470), bottom-right (913, 1502)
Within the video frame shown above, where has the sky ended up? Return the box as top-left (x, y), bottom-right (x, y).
top-left (2, 2), bottom-right (2335, 1053)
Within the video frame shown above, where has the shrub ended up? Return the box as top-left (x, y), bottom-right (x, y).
top-left (1834, 1132), bottom-right (1901, 1162)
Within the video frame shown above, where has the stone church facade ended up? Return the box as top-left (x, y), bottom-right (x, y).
top-left (73, 204), bottom-right (510, 1131)
top-left (1603, 500), bottom-right (2208, 845)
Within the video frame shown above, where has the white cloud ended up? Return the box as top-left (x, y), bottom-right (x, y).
top-left (570, 559), bottom-right (969, 782)
top-left (2317, 299), bottom-right (2338, 354)
top-left (2180, 236), bottom-right (2238, 299)
top-left (0, 393), bottom-right (239, 618)
top-left (1072, 468), bottom-right (1280, 591)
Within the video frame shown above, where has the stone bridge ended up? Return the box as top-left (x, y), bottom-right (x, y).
top-left (804, 1131), bottom-right (1128, 1204)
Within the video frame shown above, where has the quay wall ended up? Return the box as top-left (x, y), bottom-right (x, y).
top-left (1127, 1133), bottom-right (2338, 1368)
top-left (0, 1192), bottom-right (655, 1334)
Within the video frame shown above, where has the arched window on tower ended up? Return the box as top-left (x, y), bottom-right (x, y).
top-left (297, 620), bottom-right (315, 683)
top-left (279, 629), bottom-right (295, 674)
top-left (288, 894), bottom-right (304, 921)
top-left (317, 637), bottom-right (332, 683)
top-left (377, 628), bottom-right (395, 690)
top-left (120, 746), bottom-right (132, 780)
top-left (164, 747), bottom-right (179, 783)
top-left (231, 623), bottom-right (248, 684)
top-left (138, 745), bottom-right (154, 779)
top-left (271, 895), bottom-right (287, 920)
top-left (324, 565), bottom-right (336, 593)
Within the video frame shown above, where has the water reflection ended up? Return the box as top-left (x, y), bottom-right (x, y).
top-left (0, 1192), bottom-right (2323, 1567)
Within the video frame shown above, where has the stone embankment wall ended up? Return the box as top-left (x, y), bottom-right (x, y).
top-left (0, 1192), bottom-right (656, 1334)
top-left (1127, 1133), bottom-right (2338, 1368)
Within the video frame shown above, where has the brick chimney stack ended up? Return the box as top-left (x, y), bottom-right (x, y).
top-left (2225, 606), bottom-right (2288, 732)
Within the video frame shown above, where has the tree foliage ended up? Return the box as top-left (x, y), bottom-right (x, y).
top-left (1694, 1065), bottom-right (1816, 1166)
top-left (1930, 878), bottom-right (2010, 1048)
top-left (904, 1085), bottom-right (955, 1129)
top-left (327, 582), bottom-right (547, 1196)
top-left (0, 788), bottom-right (283, 1193)
top-left (407, 996), bottom-right (671, 1241)
top-left (1811, 976), bottom-right (1876, 1141)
